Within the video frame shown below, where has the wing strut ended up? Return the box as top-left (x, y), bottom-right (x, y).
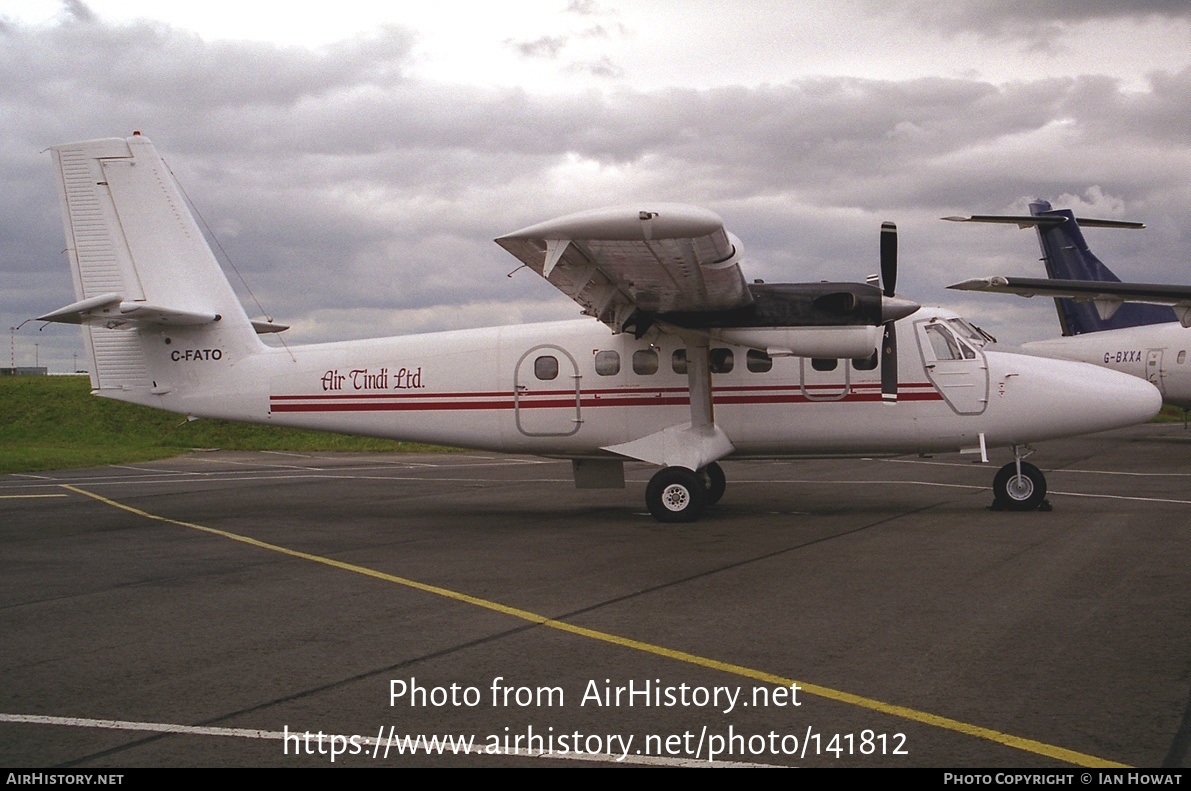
top-left (687, 335), bottom-right (714, 429)
top-left (601, 336), bottom-right (734, 471)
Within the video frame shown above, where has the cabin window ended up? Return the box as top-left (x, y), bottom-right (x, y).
top-left (633, 349), bottom-right (658, 375)
top-left (811, 358), bottom-right (838, 371)
top-left (595, 350), bottom-right (620, 376)
top-left (1179, 350), bottom-right (1187, 365)
top-left (852, 352), bottom-right (878, 371)
top-left (746, 349), bottom-right (772, 373)
top-left (672, 348), bottom-right (735, 374)
top-left (534, 355), bottom-right (559, 380)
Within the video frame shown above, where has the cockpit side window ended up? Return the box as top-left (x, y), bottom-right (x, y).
top-left (925, 323), bottom-right (975, 360)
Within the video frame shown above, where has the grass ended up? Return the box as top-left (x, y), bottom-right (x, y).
top-left (1154, 404), bottom-right (1190, 424)
top-left (0, 375), bottom-right (452, 475)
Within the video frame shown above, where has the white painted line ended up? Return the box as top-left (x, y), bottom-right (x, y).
top-left (691, 478), bottom-right (988, 492)
top-left (881, 458), bottom-right (990, 469)
top-left (1045, 469), bottom-right (1191, 478)
top-left (4, 473), bottom-right (579, 491)
top-left (1048, 490), bottom-right (1191, 506)
top-left (1, 458), bottom-right (565, 490)
top-left (110, 465), bottom-right (198, 475)
top-left (0, 713), bottom-right (778, 768)
top-left (185, 456), bottom-right (320, 470)
top-left (883, 457), bottom-right (1191, 478)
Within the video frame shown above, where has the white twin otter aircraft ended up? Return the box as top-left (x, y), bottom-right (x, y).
top-left (39, 135), bottom-right (1161, 521)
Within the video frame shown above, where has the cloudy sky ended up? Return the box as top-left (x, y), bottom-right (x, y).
top-left (3, 0), bottom-right (1190, 371)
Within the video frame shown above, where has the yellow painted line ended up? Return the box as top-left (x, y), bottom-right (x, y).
top-left (0, 494), bottom-right (69, 499)
top-left (61, 483), bottom-right (1128, 768)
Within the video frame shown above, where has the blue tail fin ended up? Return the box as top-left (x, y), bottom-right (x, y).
top-left (1029, 200), bottom-right (1176, 335)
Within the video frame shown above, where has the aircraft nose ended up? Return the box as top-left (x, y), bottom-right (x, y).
top-left (1120, 373), bottom-right (1165, 424)
top-left (990, 354), bottom-right (1162, 443)
top-left (1048, 361), bottom-right (1162, 432)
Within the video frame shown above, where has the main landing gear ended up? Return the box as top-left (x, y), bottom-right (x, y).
top-left (991, 445), bottom-right (1050, 511)
top-left (646, 462), bottom-right (726, 523)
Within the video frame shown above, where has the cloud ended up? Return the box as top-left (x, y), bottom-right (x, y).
top-left (858, 0), bottom-right (1191, 56)
top-left (2, 10), bottom-right (1189, 370)
top-left (865, 0), bottom-right (1191, 35)
top-left (62, 0), bottom-right (96, 24)
top-left (566, 56), bottom-right (623, 78)
top-left (566, 0), bottom-right (603, 16)
top-left (508, 35), bottom-right (568, 59)
top-left (0, 16), bottom-right (415, 118)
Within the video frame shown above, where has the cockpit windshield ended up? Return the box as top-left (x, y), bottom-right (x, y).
top-left (946, 317), bottom-right (996, 347)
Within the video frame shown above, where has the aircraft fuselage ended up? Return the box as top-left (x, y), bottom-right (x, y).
top-left (1022, 323), bottom-right (1191, 409)
top-left (117, 309), bottom-right (1161, 461)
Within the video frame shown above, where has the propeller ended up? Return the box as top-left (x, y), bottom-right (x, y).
top-left (880, 221), bottom-right (897, 296)
top-left (879, 221), bottom-right (919, 403)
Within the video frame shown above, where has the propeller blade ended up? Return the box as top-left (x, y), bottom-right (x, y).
top-left (881, 321), bottom-right (897, 403)
top-left (880, 221), bottom-right (897, 297)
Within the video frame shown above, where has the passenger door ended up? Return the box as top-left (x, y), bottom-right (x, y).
top-left (514, 345), bottom-right (582, 436)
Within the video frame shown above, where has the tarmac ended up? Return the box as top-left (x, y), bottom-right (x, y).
top-left (2, 422), bottom-right (1190, 767)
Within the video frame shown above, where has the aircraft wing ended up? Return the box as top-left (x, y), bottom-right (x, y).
top-left (495, 204), bottom-right (751, 333)
top-left (949, 276), bottom-right (1191, 327)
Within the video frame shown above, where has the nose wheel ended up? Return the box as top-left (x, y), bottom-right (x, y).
top-left (992, 460), bottom-right (1048, 511)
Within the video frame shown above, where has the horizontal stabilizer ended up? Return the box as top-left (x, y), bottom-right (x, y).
top-left (38, 293), bottom-right (221, 328)
top-left (943, 215), bottom-right (1145, 230)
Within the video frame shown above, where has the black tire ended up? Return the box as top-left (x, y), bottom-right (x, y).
top-left (699, 462), bottom-right (727, 506)
top-left (992, 461), bottom-right (1047, 511)
top-left (646, 467), bottom-right (707, 523)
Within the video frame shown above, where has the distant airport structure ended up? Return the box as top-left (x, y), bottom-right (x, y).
top-left (1, 367), bottom-right (48, 376)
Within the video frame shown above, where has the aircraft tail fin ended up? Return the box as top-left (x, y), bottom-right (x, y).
top-left (41, 135), bottom-right (263, 397)
top-left (1026, 200), bottom-right (1176, 336)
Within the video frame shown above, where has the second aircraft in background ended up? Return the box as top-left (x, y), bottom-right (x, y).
top-left (948, 200), bottom-right (1191, 409)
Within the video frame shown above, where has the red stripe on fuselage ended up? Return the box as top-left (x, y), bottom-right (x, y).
top-left (267, 384), bottom-right (943, 413)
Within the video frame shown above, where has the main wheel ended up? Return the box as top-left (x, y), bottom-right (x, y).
top-left (699, 462), bottom-right (727, 506)
top-left (992, 461), bottom-right (1047, 511)
top-left (646, 467), bottom-right (707, 523)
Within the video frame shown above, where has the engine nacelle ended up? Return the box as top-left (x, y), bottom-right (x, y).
top-left (709, 326), bottom-right (881, 358)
